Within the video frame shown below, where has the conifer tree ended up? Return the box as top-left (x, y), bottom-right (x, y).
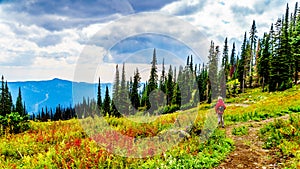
top-left (97, 77), bottom-right (102, 115)
top-left (222, 37), bottom-right (229, 82)
top-left (147, 49), bottom-right (158, 111)
top-left (15, 87), bottom-right (24, 116)
top-left (54, 104), bottom-right (62, 120)
top-left (220, 38), bottom-right (228, 98)
top-left (293, 2), bottom-right (298, 30)
top-left (159, 58), bottom-right (166, 93)
top-left (249, 20), bottom-right (258, 87)
top-left (258, 33), bottom-right (271, 92)
top-left (190, 55), bottom-right (193, 72)
top-left (282, 4), bottom-right (293, 89)
top-left (238, 32), bottom-right (249, 93)
top-left (119, 63), bottom-right (130, 115)
top-left (0, 75), bottom-right (5, 116)
top-left (208, 41), bottom-right (219, 99)
top-left (103, 86), bottom-right (111, 116)
top-left (166, 65), bottom-right (174, 105)
top-left (0, 76), bottom-right (13, 116)
top-left (111, 65), bottom-right (120, 116)
top-left (229, 42), bottom-right (236, 79)
top-left (130, 68), bottom-right (141, 110)
top-left (171, 83), bottom-right (181, 106)
top-left (291, 7), bottom-right (300, 84)
top-left (269, 19), bottom-right (283, 91)
top-left (113, 65), bottom-right (120, 104)
top-left (148, 48), bottom-right (158, 92)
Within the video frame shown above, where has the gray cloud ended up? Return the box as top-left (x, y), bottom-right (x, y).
top-left (5, 0), bottom-right (134, 18)
top-left (1, 0), bottom-right (180, 31)
top-left (1, 0), bottom-right (133, 31)
top-left (230, 5), bottom-right (255, 16)
top-left (34, 35), bottom-right (63, 47)
top-left (0, 51), bottom-right (36, 66)
top-left (165, 0), bottom-right (208, 16)
top-left (128, 0), bottom-right (179, 12)
top-left (253, 0), bottom-right (287, 15)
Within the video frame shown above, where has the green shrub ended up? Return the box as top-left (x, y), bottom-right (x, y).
top-left (0, 112), bottom-right (29, 134)
top-left (289, 106), bottom-right (300, 112)
top-left (232, 126), bottom-right (248, 136)
top-left (259, 113), bottom-right (300, 167)
top-left (161, 104), bottom-right (180, 114)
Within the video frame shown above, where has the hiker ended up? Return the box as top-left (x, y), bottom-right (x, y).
top-left (215, 96), bottom-right (226, 128)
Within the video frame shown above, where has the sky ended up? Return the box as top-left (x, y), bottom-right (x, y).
top-left (0, 0), bottom-right (298, 83)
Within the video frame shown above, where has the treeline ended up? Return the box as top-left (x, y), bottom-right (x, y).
top-left (0, 75), bottom-right (29, 134)
top-left (76, 49), bottom-right (204, 118)
top-left (0, 76), bottom-right (27, 117)
top-left (31, 104), bottom-right (76, 122)
top-left (75, 2), bottom-right (300, 118)
top-left (222, 2), bottom-right (300, 93)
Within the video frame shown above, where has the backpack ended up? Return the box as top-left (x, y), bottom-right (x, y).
top-left (218, 106), bottom-right (225, 114)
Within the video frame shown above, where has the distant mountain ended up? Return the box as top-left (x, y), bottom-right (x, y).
top-left (8, 78), bottom-right (112, 114)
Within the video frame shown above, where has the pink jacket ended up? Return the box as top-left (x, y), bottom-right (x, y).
top-left (215, 99), bottom-right (226, 114)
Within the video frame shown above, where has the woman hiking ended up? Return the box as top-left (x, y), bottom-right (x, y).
top-left (215, 96), bottom-right (226, 128)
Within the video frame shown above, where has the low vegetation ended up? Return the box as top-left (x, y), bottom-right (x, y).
top-left (260, 111), bottom-right (300, 168)
top-left (0, 84), bottom-right (299, 168)
top-left (232, 125), bottom-right (248, 136)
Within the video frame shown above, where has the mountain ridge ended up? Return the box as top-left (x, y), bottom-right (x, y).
top-left (8, 78), bottom-right (112, 114)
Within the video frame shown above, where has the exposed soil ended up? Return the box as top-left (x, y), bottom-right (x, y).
top-left (215, 114), bottom-right (291, 169)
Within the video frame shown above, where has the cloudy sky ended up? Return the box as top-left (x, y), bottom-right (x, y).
top-left (0, 0), bottom-right (298, 82)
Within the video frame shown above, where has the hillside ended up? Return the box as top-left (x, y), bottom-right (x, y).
top-left (0, 85), bottom-right (299, 168)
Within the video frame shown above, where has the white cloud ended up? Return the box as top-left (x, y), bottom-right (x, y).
top-left (0, 0), bottom-right (299, 82)
top-left (166, 0), bottom-right (298, 51)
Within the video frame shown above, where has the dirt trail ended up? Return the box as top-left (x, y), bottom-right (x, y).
top-left (215, 114), bottom-right (291, 169)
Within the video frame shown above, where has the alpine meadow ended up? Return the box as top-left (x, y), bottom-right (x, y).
top-left (1, 1), bottom-right (300, 169)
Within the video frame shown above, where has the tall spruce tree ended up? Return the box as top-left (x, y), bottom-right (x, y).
top-left (258, 33), bottom-right (271, 92)
top-left (238, 33), bottom-right (246, 92)
top-left (97, 77), bottom-right (102, 115)
top-left (113, 65), bottom-right (120, 104)
top-left (130, 68), bottom-right (141, 110)
top-left (166, 65), bottom-right (174, 105)
top-left (15, 87), bottom-right (24, 116)
top-left (269, 18), bottom-right (283, 91)
top-left (111, 65), bottom-right (120, 116)
top-left (147, 48), bottom-right (159, 111)
top-left (292, 6), bottom-right (300, 84)
top-left (0, 76), bottom-right (13, 116)
top-left (282, 4), bottom-right (293, 89)
top-left (190, 55), bottom-right (193, 72)
top-left (159, 58), bottom-right (166, 93)
top-left (230, 42), bottom-right (236, 78)
top-left (148, 48), bottom-right (158, 93)
top-left (293, 2), bottom-right (298, 30)
top-left (103, 86), bottom-right (111, 116)
top-left (208, 41), bottom-right (219, 100)
top-left (220, 38), bottom-right (229, 98)
top-left (222, 37), bottom-right (229, 82)
top-left (119, 63), bottom-right (130, 115)
top-left (249, 20), bottom-right (258, 88)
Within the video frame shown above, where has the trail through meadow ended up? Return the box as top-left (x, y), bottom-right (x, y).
top-left (215, 114), bottom-right (291, 169)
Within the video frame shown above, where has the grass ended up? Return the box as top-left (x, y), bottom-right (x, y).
top-left (259, 113), bottom-right (300, 168)
top-left (224, 85), bottom-right (300, 124)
